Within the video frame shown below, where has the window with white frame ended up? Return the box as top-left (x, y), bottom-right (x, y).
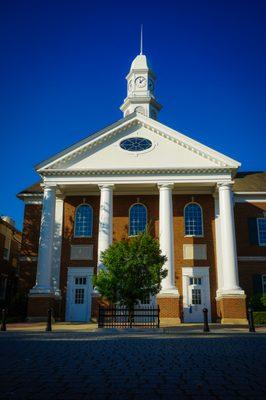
top-left (129, 204), bottom-right (147, 236)
top-left (184, 203), bottom-right (203, 236)
top-left (189, 277), bottom-right (202, 285)
top-left (191, 288), bottom-right (202, 305)
top-left (257, 218), bottom-right (266, 246)
top-left (74, 204), bottom-right (93, 237)
top-left (262, 275), bottom-right (266, 294)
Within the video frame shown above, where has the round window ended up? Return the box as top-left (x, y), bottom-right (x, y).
top-left (120, 137), bottom-right (152, 152)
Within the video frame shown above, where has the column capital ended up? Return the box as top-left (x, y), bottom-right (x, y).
top-left (157, 182), bottom-right (174, 190)
top-left (98, 184), bottom-right (115, 190)
top-left (41, 182), bottom-right (57, 191)
top-left (217, 181), bottom-right (234, 190)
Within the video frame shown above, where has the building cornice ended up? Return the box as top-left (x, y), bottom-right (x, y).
top-left (39, 167), bottom-right (231, 177)
top-left (17, 193), bottom-right (43, 204)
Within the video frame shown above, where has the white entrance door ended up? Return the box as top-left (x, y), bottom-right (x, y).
top-left (182, 267), bottom-right (211, 323)
top-left (66, 267), bottom-right (93, 322)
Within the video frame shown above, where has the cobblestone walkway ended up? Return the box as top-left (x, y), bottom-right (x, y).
top-left (0, 331), bottom-right (266, 399)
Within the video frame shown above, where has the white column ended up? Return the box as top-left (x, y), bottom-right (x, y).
top-left (97, 184), bottom-right (113, 270)
top-left (218, 182), bottom-right (244, 295)
top-left (51, 195), bottom-right (64, 296)
top-left (213, 193), bottom-right (223, 293)
top-left (30, 184), bottom-right (57, 294)
top-left (158, 183), bottom-right (179, 294)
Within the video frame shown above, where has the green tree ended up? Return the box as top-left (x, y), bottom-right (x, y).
top-left (93, 232), bottom-right (167, 321)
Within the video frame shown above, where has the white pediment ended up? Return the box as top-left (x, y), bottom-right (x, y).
top-left (37, 113), bottom-right (240, 174)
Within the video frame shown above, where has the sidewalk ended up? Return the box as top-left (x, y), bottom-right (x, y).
top-left (3, 321), bottom-right (98, 332)
top-left (3, 321), bottom-right (266, 334)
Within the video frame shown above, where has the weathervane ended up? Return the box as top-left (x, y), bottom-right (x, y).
top-left (140, 24), bottom-right (143, 55)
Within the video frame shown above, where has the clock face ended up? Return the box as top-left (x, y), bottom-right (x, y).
top-left (148, 79), bottom-right (154, 91)
top-left (135, 76), bottom-right (146, 88)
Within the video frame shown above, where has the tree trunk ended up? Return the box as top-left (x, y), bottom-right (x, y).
top-left (128, 305), bottom-right (134, 328)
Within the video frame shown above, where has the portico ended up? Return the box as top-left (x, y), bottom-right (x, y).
top-left (27, 174), bottom-right (247, 323)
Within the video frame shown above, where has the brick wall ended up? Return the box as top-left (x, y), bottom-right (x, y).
top-left (59, 194), bottom-right (218, 320)
top-left (235, 202), bottom-right (266, 256)
top-left (172, 195), bottom-right (217, 320)
top-left (21, 204), bottom-right (42, 257)
top-left (60, 196), bottom-right (100, 316)
top-left (235, 201), bottom-right (266, 300)
top-left (19, 204), bottom-right (42, 293)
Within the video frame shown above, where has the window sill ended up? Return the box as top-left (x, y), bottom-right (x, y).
top-left (184, 235), bottom-right (204, 238)
top-left (73, 236), bottom-right (93, 239)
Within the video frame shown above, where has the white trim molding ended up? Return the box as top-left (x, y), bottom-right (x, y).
top-left (17, 194), bottom-right (43, 205)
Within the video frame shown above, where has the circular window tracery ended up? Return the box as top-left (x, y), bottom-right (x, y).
top-left (120, 137), bottom-right (152, 152)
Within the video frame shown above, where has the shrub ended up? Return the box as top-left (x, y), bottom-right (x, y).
top-left (253, 311), bottom-right (266, 325)
top-left (249, 294), bottom-right (266, 311)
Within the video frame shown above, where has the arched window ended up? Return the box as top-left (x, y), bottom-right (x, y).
top-left (74, 204), bottom-right (93, 237)
top-left (184, 203), bottom-right (203, 236)
top-left (129, 203), bottom-right (147, 236)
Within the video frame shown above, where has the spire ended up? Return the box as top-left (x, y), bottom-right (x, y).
top-left (140, 24), bottom-right (143, 55)
top-left (120, 33), bottom-right (162, 119)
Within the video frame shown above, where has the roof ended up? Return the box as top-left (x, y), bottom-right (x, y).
top-left (0, 217), bottom-right (22, 235)
top-left (233, 171), bottom-right (266, 192)
top-left (17, 182), bottom-right (42, 196)
top-left (130, 54), bottom-right (150, 70)
top-left (35, 113), bottom-right (241, 171)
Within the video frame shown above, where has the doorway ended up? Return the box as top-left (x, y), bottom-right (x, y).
top-left (182, 267), bottom-right (211, 323)
top-left (66, 267), bottom-right (93, 322)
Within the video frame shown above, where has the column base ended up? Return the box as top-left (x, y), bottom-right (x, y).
top-left (30, 285), bottom-right (54, 295)
top-left (27, 293), bottom-right (61, 321)
top-left (157, 291), bottom-right (181, 323)
top-left (216, 294), bottom-right (248, 325)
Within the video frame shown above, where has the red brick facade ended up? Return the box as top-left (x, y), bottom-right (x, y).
top-left (19, 195), bottom-right (266, 323)
top-left (235, 201), bottom-right (266, 303)
top-left (0, 218), bottom-right (22, 311)
top-left (19, 204), bottom-right (42, 294)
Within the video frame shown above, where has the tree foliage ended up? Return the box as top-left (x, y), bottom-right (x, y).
top-left (249, 293), bottom-right (266, 311)
top-left (93, 232), bottom-right (167, 310)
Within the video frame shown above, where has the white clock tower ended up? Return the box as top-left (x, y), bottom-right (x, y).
top-left (120, 52), bottom-right (162, 120)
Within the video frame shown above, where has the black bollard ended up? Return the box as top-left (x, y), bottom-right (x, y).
top-left (247, 307), bottom-right (256, 333)
top-left (1, 309), bottom-right (7, 331)
top-left (46, 308), bottom-right (52, 332)
top-left (203, 308), bottom-right (210, 332)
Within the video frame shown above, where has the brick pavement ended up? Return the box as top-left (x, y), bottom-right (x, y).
top-left (0, 331), bottom-right (266, 400)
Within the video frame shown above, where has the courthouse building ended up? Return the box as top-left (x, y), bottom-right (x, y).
top-left (18, 51), bottom-right (266, 324)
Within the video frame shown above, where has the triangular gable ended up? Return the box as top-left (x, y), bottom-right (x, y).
top-left (36, 113), bottom-right (240, 173)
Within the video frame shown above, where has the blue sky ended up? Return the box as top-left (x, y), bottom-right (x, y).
top-left (1, 0), bottom-right (265, 229)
